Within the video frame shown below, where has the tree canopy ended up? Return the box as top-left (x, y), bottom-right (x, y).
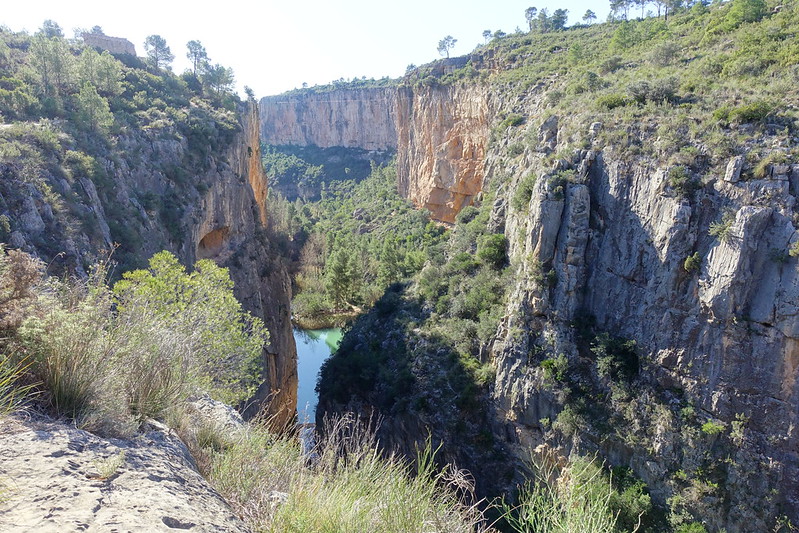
top-left (144, 34), bottom-right (174, 70)
top-left (437, 35), bottom-right (457, 58)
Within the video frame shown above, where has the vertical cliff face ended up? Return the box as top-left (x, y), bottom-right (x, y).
top-left (395, 85), bottom-right (490, 223)
top-left (260, 88), bottom-right (397, 150)
top-left (189, 103), bottom-right (297, 424)
top-left (259, 84), bottom-right (490, 223)
top-left (489, 123), bottom-right (799, 530)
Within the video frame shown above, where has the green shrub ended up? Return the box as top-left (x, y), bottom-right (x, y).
top-left (540, 354), bottom-right (568, 382)
top-left (596, 93), bottom-right (628, 110)
top-left (500, 113), bottom-right (525, 128)
top-left (709, 210), bottom-right (736, 243)
top-left (729, 100), bottom-right (773, 123)
top-left (477, 234), bottom-right (508, 269)
top-left (113, 251), bottom-right (267, 406)
top-left (753, 151), bottom-right (787, 179)
top-left (592, 333), bottom-right (638, 382)
top-left (684, 252), bottom-right (701, 273)
top-left (0, 215), bottom-right (10, 242)
top-left (649, 41), bottom-right (681, 67)
top-left (627, 78), bottom-right (678, 105)
top-left (456, 205), bottom-right (479, 224)
top-left (18, 270), bottom-right (117, 421)
top-left (669, 166), bottom-right (700, 197)
top-left (701, 420), bottom-right (726, 435)
top-left (598, 55), bottom-right (623, 74)
top-left (508, 142), bottom-right (525, 156)
top-left (675, 523), bottom-right (708, 533)
top-left (512, 174), bottom-right (538, 211)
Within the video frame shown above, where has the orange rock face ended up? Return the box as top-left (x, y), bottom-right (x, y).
top-left (260, 84), bottom-right (490, 224)
top-left (396, 85), bottom-right (489, 223)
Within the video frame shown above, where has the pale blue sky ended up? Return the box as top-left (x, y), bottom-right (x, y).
top-left (5, 1), bottom-right (609, 97)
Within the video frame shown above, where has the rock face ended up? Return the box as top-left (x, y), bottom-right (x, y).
top-left (395, 85), bottom-right (490, 223)
top-left (491, 140), bottom-right (799, 531)
top-left (186, 103), bottom-right (297, 424)
top-left (260, 88), bottom-right (397, 151)
top-left (1, 102), bottom-right (297, 425)
top-left (260, 84), bottom-right (490, 223)
top-left (0, 414), bottom-right (249, 532)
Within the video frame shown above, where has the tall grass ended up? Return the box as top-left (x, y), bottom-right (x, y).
top-left (205, 414), bottom-right (490, 533)
top-left (0, 353), bottom-right (32, 417)
top-left (504, 452), bottom-right (636, 533)
top-left (17, 268), bottom-right (117, 422)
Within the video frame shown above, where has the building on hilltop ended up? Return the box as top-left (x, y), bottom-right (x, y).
top-left (82, 33), bottom-right (136, 56)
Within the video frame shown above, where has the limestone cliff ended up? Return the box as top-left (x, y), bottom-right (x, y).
top-left (1, 101), bottom-right (297, 425)
top-left (485, 111), bottom-right (799, 530)
top-left (260, 83), bottom-right (490, 223)
top-left (187, 103), bottom-right (297, 423)
top-left (395, 85), bottom-right (490, 223)
top-left (260, 88), bottom-right (397, 151)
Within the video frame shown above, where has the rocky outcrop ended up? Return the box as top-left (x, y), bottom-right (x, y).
top-left (260, 88), bottom-right (397, 151)
top-left (491, 132), bottom-right (799, 531)
top-left (0, 414), bottom-right (249, 532)
top-left (1, 102), bottom-right (297, 426)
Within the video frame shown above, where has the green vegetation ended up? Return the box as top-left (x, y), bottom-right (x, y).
top-left (700, 420), bottom-right (726, 436)
top-left (708, 209), bottom-right (736, 243)
top-left (262, 144), bottom-right (392, 201)
top-left (0, 24), bottom-right (243, 274)
top-left (437, 35), bottom-right (457, 58)
top-left (4, 248), bottom-right (264, 430)
top-left (512, 174), bottom-right (538, 211)
top-left (504, 455), bottom-right (653, 533)
top-left (668, 166), bottom-right (700, 197)
top-left (113, 251), bottom-right (266, 406)
top-left (269, 161), bottom-right (446, 328)
top-left (0, 246), bottom-right (487, 532)
top-left (683, 252), bottom-right (701, 273)
top-left (200, 416), bottom-right (486, 533)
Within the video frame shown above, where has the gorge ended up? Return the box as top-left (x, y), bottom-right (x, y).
top-left (262, 8), bottom-right (799, 531)
top-left (2, 3), bottom-right (799, 531)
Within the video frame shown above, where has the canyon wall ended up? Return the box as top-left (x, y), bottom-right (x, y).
top-left (395, 85), bottom-right (490, 223)
top-left (304, 78), bottom-right (799, 529)
top-left (188, 103), bottom-right (296, 423)
top-left (3, 101), bottom-right (297, 425)
top-left (260, 83), bottom-right (490, 223)
top-left (487, 118), bottom-right (799, 531)
top-left (260, 88), bottom-right (397, 151)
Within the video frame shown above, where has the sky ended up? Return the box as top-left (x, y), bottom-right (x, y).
top-left (5, 1), bottom-right (609, 98)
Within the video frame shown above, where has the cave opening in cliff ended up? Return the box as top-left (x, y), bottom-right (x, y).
top-left (197, 227), bottom-right (230, 260)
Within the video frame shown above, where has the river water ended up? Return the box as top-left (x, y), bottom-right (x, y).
top-left (294, 328), bottom-right (342, 424)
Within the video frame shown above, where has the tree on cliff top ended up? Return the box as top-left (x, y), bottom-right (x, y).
top-left (186, 40), bottom-right (208, 76)
top-left (525, 7), bottom-right (538, 30)
top-left (437, 35), bottom-right (457, 58)
top-left (144, 34), bottom-right (174, 70)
